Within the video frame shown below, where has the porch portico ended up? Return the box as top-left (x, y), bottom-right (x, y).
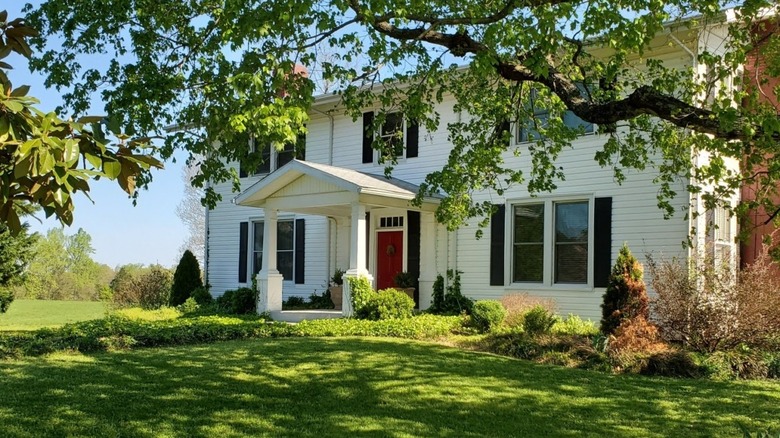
top-left (233, 159), bottom-right (441, 319)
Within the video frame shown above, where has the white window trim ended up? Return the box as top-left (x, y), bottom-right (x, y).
top-left (505, 195), bottom-right (595, 290)
top-left (373, 111), bottom-right (409, 165)
top-left (249, 215), bottom-right (297, 283)
top-left (514, 116), bottom-right (597, 146)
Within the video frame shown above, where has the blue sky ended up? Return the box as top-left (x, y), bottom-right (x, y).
top-left (7, 3), bottom-right (190, 268)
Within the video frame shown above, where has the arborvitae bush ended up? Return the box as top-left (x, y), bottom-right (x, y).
top-left (600, 244), bottom-right (649, 335)
top-left (471, 300), bottom-right (507, 333)
top-left (170, 250), bottom-right (203, 306)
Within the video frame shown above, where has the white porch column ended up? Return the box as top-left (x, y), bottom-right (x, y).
top-left (343, 202), bottom-right (373, 316)
top-left (418, 211), bottom-right (437, 309)
top-left (257, 208), bottom-right (284, 313)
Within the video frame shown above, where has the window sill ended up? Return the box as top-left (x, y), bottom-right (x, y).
top-left (505, 283), bottom-right (598, 292)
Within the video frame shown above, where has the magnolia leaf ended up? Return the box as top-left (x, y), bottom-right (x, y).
top-left (0, 45), bottom-right (11, 60)
top-left (0, 11), bottom-right (7, 23)
top-left (103, 160), bottom-right (121, 179)
top-left (10, 85), bottom-right (29, 97)
top-left (3, 99), bottom-right (23, 113)
top-left (3, 204), bottom-right (21, 234)
top-left (77, 116), bottom-right (104, 124)
top-left (84, 153), bottom-right (102, 169)
top-left (13, 155), bottom-right (31, 179)
top-left (62, 139), bottom-right (80, 166)
top-left (0, 61), bottom-right (12, 70)
top-left (38, 151), bottom-right (55, 174)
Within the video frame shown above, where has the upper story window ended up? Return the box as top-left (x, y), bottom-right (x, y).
top-left (512, 198), bottom-right (591, 285)
top-left (240, 134), bottom-right (305, 177)
top-left (362, 111), bottom-right (419, 164)
top-left (516, 85), bottom-right (595, 144)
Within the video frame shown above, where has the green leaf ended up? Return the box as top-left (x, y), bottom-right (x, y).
top-left (62, 139), bottom-right (80, 166)
top-left (84, 153), bottom-right (102, 169)
top-left (3, 99), bottom-right (23, 113)
top-left (103, 161), bottom-right (121, 179)
top-left (10, 85), bottom-right (29, 97)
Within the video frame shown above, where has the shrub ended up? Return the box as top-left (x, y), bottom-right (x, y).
top-left (484, 331), bottom-right (609, 370)
top-left (523, 305), bottom-right (557, 336)
top-left (178, 297), bottom-right (200, 314)
top-left (649, 247), bottom-right (780, 353)
top-left (370, 288), bottom-right (414, 320)
top-left (640, 350), bottom-right (704, 378)
top-left (702, 347), bottom-right (769, 380)
top-left (308, 290), bottom-right (334, 309)
top-left (284, 296), bottom-right (307, 308)
top-left (500, 293), bottom-right (557, 329)
top-left (553, 314), bottom-right (599, 336)
top-left (111, 265), bottom-right (173, 309)
top-left (295, 314), bottom-right (462, 339)
top-left (607, 316), bottom-right (666, 356)
top-left (216, 288), bottom-right (257, 314)
top-left (190, 286), bottom-right (213, 305)
top-left (170, 250), bottom-right (203, 306)
top-left (427, 270), bottom-right (473, 315)
top-left (471, 300), bottom-right (507, 333)
top-left (347, 276), bottom-right (375, 318)
top-left (112, 306), bottom-right (182, 321)
top-left (0, 288), bottom-right (13, 313)
top-left (600, 244), bottom-right (648, 335)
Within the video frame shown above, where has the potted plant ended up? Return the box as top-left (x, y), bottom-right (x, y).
top-left (393, 271), bottom-right (417, 301)
top-left (328, 269), bottom-right (345, 310)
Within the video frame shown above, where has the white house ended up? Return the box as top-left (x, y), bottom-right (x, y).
top-left (204, 18), bottom-right (739, 321)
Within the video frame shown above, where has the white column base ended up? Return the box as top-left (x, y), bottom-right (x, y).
top-left (342, 270), bottom-right (373, 317)
top-left (417, 279), bottom-right (435, 310)
top-left (256, 271), bottom-right (284, 313)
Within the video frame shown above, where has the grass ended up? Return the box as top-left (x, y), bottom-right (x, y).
top-left (1, 337), bottom-right (779, 437)
top-left (0, 300), bottom-right (106, 331)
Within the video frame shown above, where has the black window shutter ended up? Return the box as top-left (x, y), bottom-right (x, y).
top-left (294, 219), bottom-right (305, 284)
top-left (594, 197), bottom-right (613, 288)
top-left (362, 111), bottom-right (375, 163)
top-left (406, 120), bottom-right (419, 158)
top-left (239, 222), bottom-right (248, 283)
top-left (239, 161), bottom-right (247, 178)
top-left (490, 204), bottom-right (506, 286)
top-left (407, 211), bottom-right (421, 304)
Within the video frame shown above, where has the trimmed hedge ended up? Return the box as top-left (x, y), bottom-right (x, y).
top-left (0, 313), bottom-right (464, 358)
top-left (471, 300), bottom-right (507, 333)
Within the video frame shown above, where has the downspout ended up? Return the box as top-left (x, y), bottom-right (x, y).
top-left (204, 180), bottom-right (210, 287)
top-left (311, 107), bottom-right (335, 165)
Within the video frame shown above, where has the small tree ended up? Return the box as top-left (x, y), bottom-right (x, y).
top-left (600, 244), bottom-right (649, 335)
top-left (170, 250), bottom-right (203, 306)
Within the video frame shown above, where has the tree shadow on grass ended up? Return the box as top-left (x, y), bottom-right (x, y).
top-left (1, 337), bottom-right (778, 437)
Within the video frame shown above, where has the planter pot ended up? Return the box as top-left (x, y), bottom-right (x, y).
top-left (399, 287), bottom-right (415, 302)
top-left (329, 286), bottom-right (343, 310)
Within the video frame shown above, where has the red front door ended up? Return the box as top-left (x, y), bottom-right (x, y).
top-left (376, 231), bottom-right (404, 290)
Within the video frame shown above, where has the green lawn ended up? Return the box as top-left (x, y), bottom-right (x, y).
top-left (1, 337), bottom-right (778, 437)
top-left (0, 300), bottom-right (106, 331)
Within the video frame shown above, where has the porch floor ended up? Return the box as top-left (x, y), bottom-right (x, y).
top-left (271, 309), bottom-right (343, 323)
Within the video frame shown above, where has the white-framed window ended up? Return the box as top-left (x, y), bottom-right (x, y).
top-left (516, 85), bottom-right (595, 144)
top-left (252, 219), bottom-right (296, 281)
top-left (511, 198), bottom-right (592, 285)
top-left (242, 134), bottom-right (305, 177)
top-left (377, 111), bottom-right (406, 161)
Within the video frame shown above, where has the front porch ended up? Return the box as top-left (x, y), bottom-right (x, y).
top-left (234, 160), bottom-right (442, 320)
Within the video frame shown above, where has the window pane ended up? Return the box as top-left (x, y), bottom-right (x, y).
top-left (253, 252), bottom-right (262, 276)
top-left (277, 251), bottom-right (293, 281)
top-left (381, 112), bottom-right (404, 157)
top-left (555, 202), bottom-right (588, 243)
top-left (514, 204), bottom-right (544, 243)
top-left (563, 111), bottom-right (594, 134)
top-left (277, 142), bottom-right (295, 168)
top-left (277, 221), bottom-right (294, 250)
top-left (256, 143), bottom-right (271, 174)
top-left (513, 203), bottom-right (544, 282)
top-left (555, 201), bottom-right (588, 283)
top-left (555, 243), bottom-right (588, 283)
top-left (514, 244), bottom-right (544, 282)
top-left (518, 112), bottom-right (549, 142)
top-left (253, 223), bottom-right (264, 251)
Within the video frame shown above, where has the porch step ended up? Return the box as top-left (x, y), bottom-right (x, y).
top-left (271, 309), bottom-right (343, 323)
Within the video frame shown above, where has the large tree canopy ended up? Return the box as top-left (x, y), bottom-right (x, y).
top-left (21, 0), bottom-right (780, 231)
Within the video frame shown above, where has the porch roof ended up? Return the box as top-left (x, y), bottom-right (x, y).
top-left (233, 160), bottom-right (440, 216)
